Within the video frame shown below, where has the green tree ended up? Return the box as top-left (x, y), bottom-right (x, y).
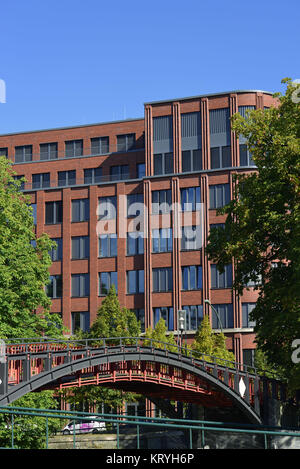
top-left (0, 157), bottom-right (64, 338)
top-left (206, 78), bottom-right (300, 388)
top-left (192, 316), bottom-right (235, 365)
top-left (144, 317), bottom-right (178, 352)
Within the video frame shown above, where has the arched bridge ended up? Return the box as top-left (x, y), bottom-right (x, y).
top-left (0, 337), bottom-right (286, 425)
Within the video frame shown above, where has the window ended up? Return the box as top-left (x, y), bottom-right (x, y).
top-left (209, 184), bottom-right (230, 209)
top-left (65, 139), bottom-right (83, 157)
top-left (45, 201), bottom-right (63, 224)
top-left (47, 275), bottom-right (62, 298)
top-left (15, 145), bottom-right (32, 163)
top-left (0, 147), bottom-right (8, 158)
top-left (50, 238), bottom-right (62, 262)
top-left (40, 143), bottom-right (58, 160)
top-left (242, 303), bottom-right (256, 328)
top-left (182, 149), bottom-right (202, 172)
top-left (153, 152), bottom-right (173, 175)
top-left (84, 167), bottom-right (102, 184)
top-left (127, 232), bottom-right (144, 255)
top-left (182, 305), bottom-right (203, 331)
top-left (58, 170), bottom-right (76, 187)
top-left (72, 199), bottom-right (89, 222)
top-left (152, 228), bottom-right (172, 253)
top-left (211, 264), bottom-right (232, 289)
top-left (72, 312), bottom-right (90, 334)
top-left (182, 266), bottom-right (202, 290)
top-left (243, 349), bottom-right (255, 368)
top-left (181, 226), bottom-right (202, 251)
top-left (91, 136), bottom-right (109, 155)
top-left (99, 271), bottom-right (118, 295)
top-left (153, 307), bottom-right (174, 331)
top-left (98, 196), bottom-right (117, 220)
top-left (152, 189), bottom-right (172, 214)
top-left (137, 163), bottom-right (145, 178)
top-left (98, 234), bottom-right (117, 258)
top-left (32, 172), bottom-right (50, 189)
top-left (152, 268), bottom-right (173, 292)
top-left (127, 270), bottom-right (145, 294)
top-left (110, 165), bottom-right (129, 181)
top-left (117, 134), bottom-right (135, 152)
top-left (135, 309), bottom-right (145, 332)
top-left (13, 175), bottom-right (25, 191)
top-left (239, 144), bottom-right (255, 167)
top-left (181, 187), bottom-right (201, 212)
top-left (71, 274), bottom-right (90, 297)
top-left (127, 193), bottom-right (144, 218)
top-left (30, 204), bottom-right (37, 225)
top-left (72, 236), bottom-right (90, 260)
top-left (210, 146), bottom-right (231, 169)
top-left (211, 303), bottom-right (234, 329)
top-left (210, 223), bottom-right (225, 231)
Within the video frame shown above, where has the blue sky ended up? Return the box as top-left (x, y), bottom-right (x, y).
top-left (0, 0), bottom-right (299, 134)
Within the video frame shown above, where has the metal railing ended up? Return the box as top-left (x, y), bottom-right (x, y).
top-left (0, 406), bottom-right (299, 449)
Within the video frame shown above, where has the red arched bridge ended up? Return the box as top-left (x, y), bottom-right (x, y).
top-left (0, 337), bottom-right (286, 425)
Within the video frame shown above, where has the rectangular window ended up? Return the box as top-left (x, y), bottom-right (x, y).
top-left (135, 309), bottom-right (145, 333)
top-left (71, 273), bottom-right (90, 297)
top-left (243, 349), bottom-right (255, 368)
top-left (127, 270), bottom-right (145, 294)
top-left (151, 189), bottom-right (172, 214)
top-left (98, 233), bottom-right (117, 258)
top-left (99, 271), bottom-right (118, 295)
top-left (152, 228), bottom-right (172, 253)
top-left (181, 187), bottom-right (201, 212)
top-left (182, 149), bottom-right (202, 172)
top-left (181, 226), bottom-right (202, 251)
top-left (137, 163), bottom-right (146, 178)
top-left (65, 139), bottom-right (83, 157)
top-left (242, 303), bottom-right (256, 328)
top-left (72, 312), bottom-right (90, 334)
top-left (45, 201), bottom-right (63, 224)
top-left (0, 147), bottom-right (8, 158)
top-left (91, 136), bottom-right (109, 155)
top-left (154, 152), bottom-right (173, 175)
top-left (127, 193), bottom-right (144, 218)
top-left (47, 275), bottom-right (62, 298)
top-left (15, 145), bottom-right (32, 163)
top-left (72, 199), bottom-right (89, 222)
top-left (182, 305), bottom-right (203, 331)
top-left (153, 307), bottom-right (174, 331)
top-left (32, 173), bottom-right (50, 189)
top-left (239, 144), bottom-right (255, 167)
top-left (58, 170), bottom-right (76, 187)
top-left (182, 265), bottom-right (202, 290)
top-left (30, 203), bottom-right (37, 225)
top-left (209, 184), bottom-right (230, 209)
top-left (117, 134), bottom-right (135, 152)
top-left (152, 268), bottom-right (173, 292)
top-left (110, 165), bottom-right (129, 181)
top-left (127, 232), bottom-right (144, 255)
top-left (211, 264), bottom-right (233, 289)
top-left (72, 236), bottom-right (90, 260)
top-left (98, 196), bottom-right (117, 220)
top-left (210, 146), bottom-right (231, 169)
top-left (49, 238), bottom-right (62, 262)
top-left (84, 167), bottom-right (102, 184)
top-left (211, 303), bottom-right (234, 329)
top-left (40, 142), bottom-right (58, 160)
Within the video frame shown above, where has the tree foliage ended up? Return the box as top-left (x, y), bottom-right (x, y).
top-left (144, 317), bottom-right (178, 352)
top-left (206, 79), bottom-right (300, 388)
top-left (0, 157), bottom-right (64, 339)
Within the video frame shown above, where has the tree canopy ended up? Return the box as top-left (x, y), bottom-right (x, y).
top-left (206, 79), bottom-right (300, 388)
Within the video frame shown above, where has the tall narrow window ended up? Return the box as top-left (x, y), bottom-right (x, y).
top-left (71, 274), bottom-right (90, 297)
top-left (99, 272), bottom-right (118, 295)
top-left (211, 264), bottom-right (232, 288)
top-left (45, 201), bottom-right (63, 224)
top-left (72, 199), bottom-right (89, 222)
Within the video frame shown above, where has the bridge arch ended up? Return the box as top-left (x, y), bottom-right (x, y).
top-left (0, 342), bottom-right (267, 424)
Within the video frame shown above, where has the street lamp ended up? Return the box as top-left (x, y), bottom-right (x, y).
top-left (204, 299), bottom-right (223, 334)
top-left (177, 309), bottom-right (186, 350)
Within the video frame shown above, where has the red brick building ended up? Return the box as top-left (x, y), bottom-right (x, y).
top-left (0, 89), bottom-right (277, 367)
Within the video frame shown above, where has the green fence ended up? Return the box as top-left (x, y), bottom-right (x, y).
top-left (0, 406), bottom-right (299, 449)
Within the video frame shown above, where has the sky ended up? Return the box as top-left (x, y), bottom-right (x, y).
top-left (0, 0), bottom-right (299, 134)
